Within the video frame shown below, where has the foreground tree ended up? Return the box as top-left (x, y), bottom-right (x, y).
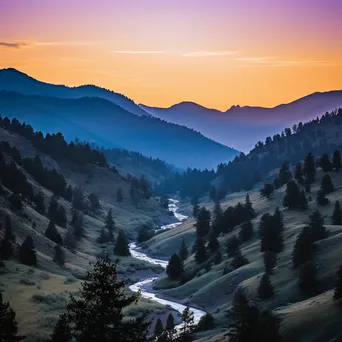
top-left (166, 253), bottom-right (184, 280)
top-left (114, 230), bottom-right (130, 256)
top-left (154, 318), bottom-right (164, 339)
top-left (165, 313), bottom-right (175, 341)
top-left (0, 292), bottom-right (25, 341)
top-left (180, 307), bottom-right (195, 340)
top-left (332, 201), bottom-right (342, 225)
top-left (197, 313), bottom-right (214, 331)
top-left (333, 265), bottom-right (342, 301)
top-left (50, 313), bottom-right (72, 342)
top-left (52, 254), bottom-right (150, 342)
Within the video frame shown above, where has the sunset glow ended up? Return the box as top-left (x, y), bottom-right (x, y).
top-left (1, 0), bottom-right (342, 110)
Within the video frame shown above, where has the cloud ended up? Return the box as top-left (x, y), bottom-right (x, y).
top-left (235, 56), bottom-right (274, 63)
top-left (36, 41), bottom-right (94, 46)
top-left (111, 50), bottom-right (166, 54)
top-left (0, 41), bottom-right (30, 49)
top-left (182, 51), bottom-right (239, 57)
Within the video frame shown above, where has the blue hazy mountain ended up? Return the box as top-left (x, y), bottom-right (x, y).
top-left (0, 90), bottom-right (239, 169)
top-left (140, 90), bottom-right (342, 153)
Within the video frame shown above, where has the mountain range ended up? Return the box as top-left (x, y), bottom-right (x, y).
top-left (0, 68), bottom-right (239, 170)
top-left (140, 91), bottom-right (342, 152)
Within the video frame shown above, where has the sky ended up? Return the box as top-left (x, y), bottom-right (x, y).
top-left (1, 0), bottom-right (342, 110)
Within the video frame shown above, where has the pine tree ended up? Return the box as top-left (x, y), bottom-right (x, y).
top-left (197, 312), bottom-right (214, 331)
top-left (321, 174), bottom-right (334, 194)
top-left (178, 239), bottom-right (188, 261)
top-left (303, 152), bottom-right (316, 184)
top-left (333, 265), bottom-right (342, 301)
top-left (72, 187), bottom-right (85, 211)
top-left (298, 190), bottom-right (308, 210)
top-left (283, 180), bottom-right (300, 209)
top-left (154, 318), bottom-right (164, 338)
top-left (0, 238), bottom-right (13, 260)
top-left (258, 273), bottom-right (274, 299)
top-left (207, 233), bottom-right (220, 253)
top-left (309, 209), bottom-right (326, 241)
top-left (71, 211), bottom-right (85, 240)
top-left (226, 235), bottom-right (241, 258)
top-left (316, 189), bottom-right (329, 206)
top-left (231, 250), bottom-right (249, 270)
top-left (166, 253), bottom-right (184, 280)
top-left (192, 196), bottom-right (200, 219)
top-left (0, 292), bottom-right (25, 341)
top-left (165, 313), bottom-right (175, 340)
top-left (278, 161), bottom-right (292, 186)
top-left (114, 230), bottom-right (130, 256)
top-left (88, 193), bottom-right (101, 213)
top-left (239, 221), bottom-right (253, 242)
top-left (195, 238), bottom-right (207, 263)
top-left (55, 254), bottom-right (150, 342)
top-left (34, 191), bottom-right (46, 214)
top-left (116, 188), bottom-right (123, 203)
top-left (228, 291), bottom-right (282, 342)
top-left (214, 251), bottom-right (222, 265)
top-left (244, 194), bottom-right (256, 219)
top-left (97, 228), bottom-right (108, 244)
top-left (333, 150), bottom-right (341, 171)
top-left (49, 313), bottom-right (72, 342)
top-left (299, 262), bottom-right (317, 293)
top-left (45, 221), bottom-right (63, 245)
top-left (195, 207), bottom-right (211, 237)
top-left (19, 236), bottom-right (37, 266)
top-left (211, 201), bottom-right (223, 236)
top-left (57, 205), bottom-right (67, 227)
top-left (319, 153), bottom-right (333, 172)
top-left (48, 196), bottom-right (59, 222)
top-left (105, 209), bottom-right (115, 240)
top-left (332, 201), bottom-right (342, 225)
top-left (292, 226), bottom-right (315, 268)
top-left (294, 162), bottom-right (304, 184)
top-left (263, 251), bottom-right (277, 274)
top-left (260, 184), bottom-right (274, 199)
top-left (53, 245), bottom-right (65, 267)
top-left (180, 307), bottom-right (195, 339)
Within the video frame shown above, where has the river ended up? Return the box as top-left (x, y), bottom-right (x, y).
top-left (129, 199), bottom-right (206, 330)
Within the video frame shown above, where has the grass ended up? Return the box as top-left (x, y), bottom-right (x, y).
top-left (146, 169), bottom-right (342, 341)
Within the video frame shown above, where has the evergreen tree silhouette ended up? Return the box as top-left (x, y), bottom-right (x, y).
top-left (319, 153), bottom-right (333, 172)
top-left (257, 273), bottom-right (274, 299)
top-left (0, 292), bottom-right (25, 341)
top-left (54, 254), bottom-right (150, 342)
top-left (333, 265), bottom-right (342, 301)
top-left (332, 201), bottom-right (342, 225)
top-left (309, 210), bottom-right (326, 241)
top-left (294, 162), bottom-right (304, 184)
top-left (45, 221), bottom-right (63, 245)
top-left (34, 191), bottom-right (46, 214)
top-left (263, 251), bottom-right (277, 274)
top-left (321, 174), bottom-right (334, 194)
top-left (226, 235), bottom-right (241, 258)
top-left (49, 314), bottom-right (71, 342)
top-left (166, 253), bottom-right (184, 280)
top-left (260, 184), bottom-right (274, 199)
top-left (299, 262), bottom-right (318, 293)
top-left (19, 236), bottom-right (37, 266)
top-left (195, 207), bottom-right (211, 237)
top-left (53, 245), bottom-right (65, 267)
top-left (207, 233), bottom-right (220, 253)
top-left (303, 152), bottom-right (316, 184)
top-left (165, 313), bottom-right (175, 340)
top-left (114, 230), bottom-right (130, 256)
top-left (333, 150), bottom-right (341, 171)
top-left (292, 227), bottom-right (315, 268)
top-left (239, 221), bottom-right (253, 242)
top-left (194, 238), bottom-right (207, 263)
top-left (178, 239), bottom-right (188, 261)
top-left (154, 318), bottom-right (164, 338)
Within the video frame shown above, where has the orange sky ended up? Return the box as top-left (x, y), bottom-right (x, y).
top-left (1, 0), bottom-right (342, 110)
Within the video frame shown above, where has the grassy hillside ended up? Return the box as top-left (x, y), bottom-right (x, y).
top-left (145, 167), bottom-right (342, 342)
top-left (0, 127), bottom-right (175, 341)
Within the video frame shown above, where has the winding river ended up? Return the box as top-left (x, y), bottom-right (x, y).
top-left (129, 199), bottom-right (206, 329)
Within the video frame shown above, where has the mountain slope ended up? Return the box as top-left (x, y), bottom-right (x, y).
top-left (140, 90), bottom-right (342, 152)
top-left (0, 68), bottom-right (148, 117)
top-left (0, 91), bottom-right (239, 169)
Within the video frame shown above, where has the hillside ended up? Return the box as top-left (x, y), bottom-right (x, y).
top-left (0, 90), bottom-right (239, 169)
top-left (0, 124), bottom-right (177, 341)
top-left (144, 166), bottom-right (342, 342)
top-left (140, 90), bottom-right (342, 152)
